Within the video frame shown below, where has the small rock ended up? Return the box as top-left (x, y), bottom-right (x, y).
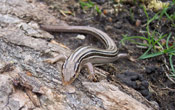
top-left (76, 34), bottom-right (86, 40)
top-left (136, 19), bottom-right (141, 27)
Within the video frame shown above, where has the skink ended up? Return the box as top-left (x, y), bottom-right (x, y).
top-left (40, 25), bottom-right (119, 85)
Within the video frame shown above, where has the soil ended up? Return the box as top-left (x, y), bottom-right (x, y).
top-left (40, 0), bottom-right (175, 110)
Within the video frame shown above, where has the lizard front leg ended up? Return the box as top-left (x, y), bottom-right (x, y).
top-left (84, 62), bottom-right (97, 82)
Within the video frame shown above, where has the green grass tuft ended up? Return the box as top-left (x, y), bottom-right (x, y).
top-left (79, 0), bottom-right (102, 14)
top-left (121, 2), bottom-right (175, 79)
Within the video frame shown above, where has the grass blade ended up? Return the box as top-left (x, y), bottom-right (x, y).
top-left (139, 51), bottom-right (164, 59)
top-left (169, 54), bottom-right (175, 75)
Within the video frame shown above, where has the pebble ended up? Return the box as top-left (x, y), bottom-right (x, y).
top-left (76, 34), bottom-right (86, 40)
top-left (136, 19), bottom-right (141, 27)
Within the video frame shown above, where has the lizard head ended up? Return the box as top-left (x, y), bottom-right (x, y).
top-left (61, 60), bottom-right (80, 85)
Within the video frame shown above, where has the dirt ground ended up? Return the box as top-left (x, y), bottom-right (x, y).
top-left (40, 0), bottom-right (175, 110)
